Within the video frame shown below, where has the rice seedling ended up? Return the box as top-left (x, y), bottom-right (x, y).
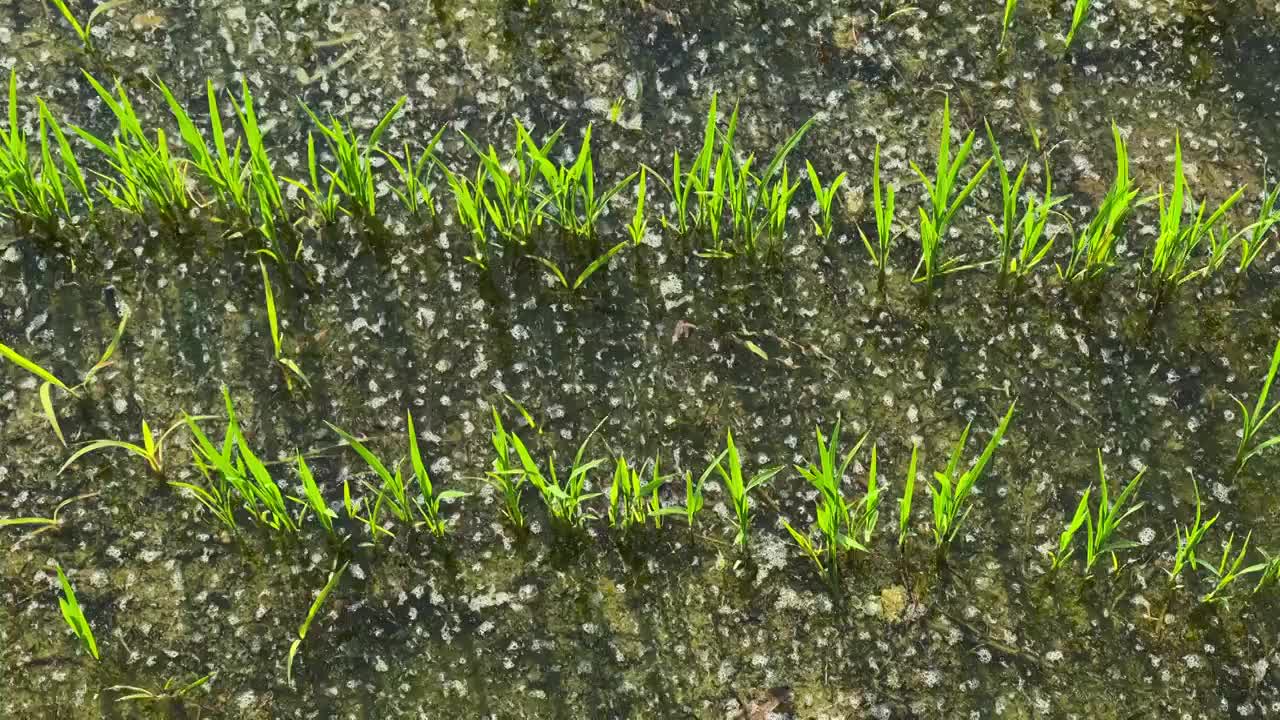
top-left (785, 420), bottom-right (878, 585)
top-left (1236, 177), bottom-right (1280, 275)
top-left (508, 418), bottom-right (607, 528)
top-left (806, 161), bottom-right (846, 239)
top-left (461, 120), bottom-right (548, 245)
top-left (928, 400), bottom-right (1016, 554)
top-left (292, 455), bottom-right (336, 539)
top-left (256, 253), bottom-right (309, 391)
top-left (182, 388), bottom-right (299, 535)
top-left (227, 79), bottom-right (287, 255)
top-left (155, 79), bottom-right (252, 223)
top-left (58, 418), bottom-right (192, 476)
top-left (301, 96), bottom-right (406, 219)
top-left (628, 167), bottom-right (648, 245)
top-left (607, 455), bottom-right (669, 531)
top-left (1147, 134), bottom-right (1244, 300)
top-left (1200, 532), bottom-right (1263, 606)
top-left (731, 117), bottom-right (815, 260)
top-left (0, 71), bottom-right (87, 229)
top-left (107, 672), bottom-right (215, 707)
top-left (1081, 450), bottom-right (1146, 573)
top-left (326, 412), bottom-right (469, 538)
top-left (485, 408), bottom-right (526, 528)
top-left (713, 429), bottom-right (782, 548)
top-left (1047, 487), bottom-right (1090, 571)
top-left (1231, 337), bottom-right (1280, 476)
top-left (286, 560), bottom-right (347, 686)
top-left (1060, 123), bottom-right (1144, 283)
top-left (999, 0), bottom-right (1017, 51)
top-left (898, 443), bottom-right (918, 550)
top-left (526, 124), bottom-right (639, 239)
top-left (73, 72), bottom-right (190, 223)
top-left (910, 97), bottom-right (994, 291)
top-left (0, 491), bottom-right (99, 548)
top-left (439, 163), bottom-right (490, 269)
top-left (671, 450), bottom-right (728, 529)
top-left (1167, 477), bottom-right (1217, 587)
top-left (53, 562), bottom-right (99, 660)
top-left (985, 123), bottom-right (1028, 288)
top-left (1064, 0), bottom-right (1091, 49)
top-left (1254, 550), bottom-right (1280, 593)
top-left (0, 307), bottom-right (129, 445)
top-left (382, 127), bottom-right (447, 218)
top-left (46, 0), bottom-right (132, 51)
top-left (283, 133), bottom-right (342, 226)
top-left (858, 143), bottom-right (897, 294)
top-left (531, 240), bottom-right (630, 292)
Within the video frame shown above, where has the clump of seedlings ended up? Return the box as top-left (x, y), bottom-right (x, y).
top-left (927, 401), bottom-right (1016, 557)
top-left (1200, 532), bottom-right (1262, 606)
top-left (910, 97), bottom-right (993, 291)
top-left (1060, 123), bottom-right (1143, 283)
top-left (713, 429), bottom-right (782, 548)
top-left (509, 418), bottom-right (607, 528)
top-left (1080, 450), bottom-right (1146, 574)
top-left (326, 411), bottom-right (469, 539)
top-left (783, 419), bottom-right (878, 586)
top-left (301, 96), bottom-right (406, 219)
top-left (1167, 477), bottom-right (1217, 588)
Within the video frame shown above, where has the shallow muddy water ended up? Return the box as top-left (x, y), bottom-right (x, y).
top-left (3, 0), bottom-right (1280, 717)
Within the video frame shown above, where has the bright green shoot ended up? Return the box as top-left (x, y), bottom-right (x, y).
top-left (1231, 338), bottom-right (1280, 475)
top-left (228, 79), bottom-right (287, 255)
top-left (286, 561), bottom-right (347, 685)
top-left (1064, 0), bottom-right (1092, 49)
top-left (156, 79), bottom-right (252, 223)
top-left (528, 124), bottom-right (639, 238)
top-left (485, 408), bottom-right (526, 529)
top-left (806, 161), bottom-right (846, 239)
top-left (1200, 533), bottom-right (1263, 606)
top-left (1238, 177), bottom-right (1280, 274)
top-left (713, 429), bottom-right (783, 548)
top-left (985, 122), bottom-right (1029, 288)
top-left (382, 127), bottom-right (447, 218)
top-left (1168, 476), bottom-right (1218, 587)
top-left (73, 71), bottom-right (190, 223)
top-left (183, 387), bottom-right (298, 535)
top-left (46, 0), bottom-right (132, 51)
top-left (1148, 134), bottom-right (1244, 296)
top-left (461, 121), bottom-right (545, 245)
top-left (1, 71), bottom-right (91, 228)
top-left (898, 443), bottom-right (918, 550)
top-left (439, 163), bottom-right (490, 269)
top-left (628, 167), bottom-right (648, 245)
top-left (676, 450), bottom-right (727, 529)
top-left (284, 132), bottom-right (342, 226)
top-left (788, 418), bottom-right (874, 582)
top-left (508, 418), bottom-right (607, 528)
top-left (1255, 549), bottom-right (1280, 593)
top-left (0, 492), bottom-right (98, 548)
top-left (928, 400), bottom-right (1016, 551)
top-left (910, 97), bottom-right (994, 290)
top-left (531, 240), bottom-right (629, 292)
top-left (858, 143), bottom-right (897, 294)
top-left (59, 418), bottom-right (192, 476)
top-left (107, 673), bottom-right (215, 705)
top-left (999, 0), bottom-right (1018, 50)
top-left (1060, 122), bottom-right (1143, 283)
top-left (54, 562), bottom-right (99, 660)
top-left (0, 307), bottom-right (128, 446)
top-left (1048, 488), bottom-right (1090, 571)
top-left (292, 455), bottom-right (336, 539)
top-left (608, 455), bottom-right (673, 530)
top-left (1083, 450), bottom-right (1146, 573)
top-left (257, 254), bottom-right (309, 391)
top-left (302, 96), bottom-right (406, 218)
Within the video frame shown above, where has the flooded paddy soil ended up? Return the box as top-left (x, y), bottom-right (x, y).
top-left (3, 0), bottom-right (1280, 717)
